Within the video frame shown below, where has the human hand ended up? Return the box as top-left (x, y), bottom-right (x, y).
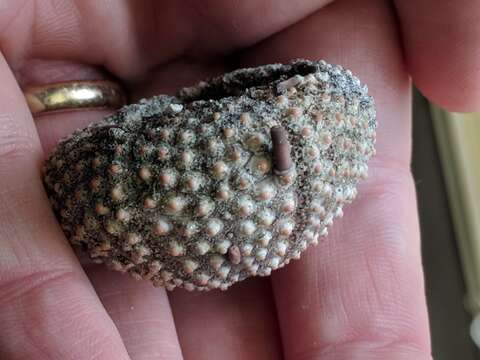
top-left (0, 1), bottom-right (477, 359)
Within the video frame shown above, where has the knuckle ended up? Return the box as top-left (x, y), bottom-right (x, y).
top-left (0, 266), bottom-right (77, 306)
top-left (0, 113), bottom-right (36, 163)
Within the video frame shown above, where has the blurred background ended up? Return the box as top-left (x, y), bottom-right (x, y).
top-left (413, 90), bottom-right (479, 359)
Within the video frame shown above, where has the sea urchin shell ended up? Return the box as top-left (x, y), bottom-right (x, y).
top-left (43, 59), bottom-right (376, 291)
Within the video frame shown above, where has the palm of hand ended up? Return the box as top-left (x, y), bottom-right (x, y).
top-left (0, 0), bottom-right (476, 359)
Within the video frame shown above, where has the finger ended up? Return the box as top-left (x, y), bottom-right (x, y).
top-left (394, 0), bottom-right (480, 111)
top-left (126, 63), bottom-right (284, 360)
top-left (27, 61), bottom-right (184, 360)
top-left (88, 266), bottom-right (183, 360)
top-left (0, 55), bottom-right (130, 359)
top-left (169, 278), bottom-right (283, 360)
top-left (2, 0), bottom-right (331, 80)
top-left (239, 0), bottom-right (431, 359)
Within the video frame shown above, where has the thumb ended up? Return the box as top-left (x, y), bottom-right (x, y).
top-left (0, 54), bottom-right (130, 359)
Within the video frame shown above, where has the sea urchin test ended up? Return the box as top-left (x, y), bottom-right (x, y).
top-left (43, 59), bottom-right (376, 291)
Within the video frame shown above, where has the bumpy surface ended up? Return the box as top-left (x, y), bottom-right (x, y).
top-left (43, 59), bottom-right (376, 291)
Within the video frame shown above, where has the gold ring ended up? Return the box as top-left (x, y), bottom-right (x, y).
top-left (23, 80), bottom-right (127, 115)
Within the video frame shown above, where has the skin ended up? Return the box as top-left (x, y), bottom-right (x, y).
top-left (0, 0), bottom-right (478, 358)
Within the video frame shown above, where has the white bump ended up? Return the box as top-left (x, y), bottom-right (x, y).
top-left (183, 259), bottom-right (199, 274)
top-left (287, 106), bottom-right (302, 118)
top-left (260, 267), bottom-right (272, 276)
top-left (256, 182), bottom-right (276, 201)
top-left (301, 126), bottom-right (313, 137)
top-left (109, 164), bottom-right (122, 175)
top-left (179, 150), bottom-right (194, 167)
top-left (256, 248), bottom-right (268, 261)
top-left (306, 146), bottom-right (319, 159)
top-left (335, 188), bottom-right (345, 202)
top-left (322, 184), bottom-right (333, 196)
top-left (95, 203), bottom-right (110, 215)
top-left (213, 161), bottom-right (229, 179)
top-left (217, 265), bottom-right (231, 279)
top-left (166, 196), bottom-right (186, 214)
top-left (312, 180), bottom-right (324, 193)
top-left (276, 95), bottom-right (288, 106)
top-left (223, 127), bottom-right (235, 138)
top-left (258, 210), bottom-right (276, 228)
top-left (92, 156), bottom-right (102, 168)
top-left (319, 131), bottom-right (332, 148)
top-left (139, 167), bottom-right (151, 181)
top-left (229, 147), bottom-right (244, 163)
top-left (169, 104), bottom-right (183, 113)
top-left (159, 128), bottom-right (171, 141)
top-left (240, 112), bottom-right (251, 125)
top-left (206, 219), bottom-right (223, 237)
top-left (153, 218), bottom-right (172, 236)
top-left (248, 264), bottom-right (259, 275)
top-left (269, 256), bottom-right (281, 269)
top-left (308, 215), bottom-right (321, 227)
top-left (241, 243), bottom-right (254, 256)
top-left (216, 185), bottom-right (231, 200)
top-left (246, 133), bottom-right (265, 151)
top-left (195, 241), bottom-right (211, 255)
top-left (242, 256), bottom-right (255, 267)
top-left (185, 176), bottom-right (201, 192)
top-left (148, 261), bottom-right (162, 274)
top-left (299, 240), bottom-right (308, 251)
top-left (179, 130), bottom-right (195, 144)
top-left (240, 220), bottom-right (256, 236)
top-left (335, 207), bottom-right (344, 218)
top-left (144, 197), bottom-right (157, 209)
top-left (257, 230), bottom-right (272, 246)
top-left (276, 241), bottom-right (288, 256)
top-left (196, 198), bottom-right (215, 217)
top-left (159, 169), bottom-right (176, 188)
top-left (237, 196), bottom-right (256, 217)
top-left (196, 273), bottom-right (211, 286)
top-left (252, 156), bottom-right (271, 175)
top-left (281, 195), bottom-right (295, 213)
top-left (216, 240), bottom-right (231, 254)
top-left (208, 279), bottom-right (222, 289)
top-left (237, 175), bottom-right (251, 190)
top-left (303, 229), bottom-right (316, 242)
top-left (311, 200), bottom-right (326, 216)
top-left (110, 185), bottom-right (124, 201)
top-left (208, 139), bottom-right (221, 154)
top-left (169, 241), bottom-right (184, 256)
top-left (209, 255), bottom-right (224, 270)
top-left (126, 233), bottom-right (141, 245)
top-left (324, 214), bottom-right (334, 226)
top-left (158, 146), bottom-right (170, 160)
top-left (116, 209), bottom-right (130, 222)
top-left (278, 220), bottom-right (294, 236)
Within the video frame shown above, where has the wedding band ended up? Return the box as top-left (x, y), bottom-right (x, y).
top-left (23, 80), bottom-right (127, 115)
